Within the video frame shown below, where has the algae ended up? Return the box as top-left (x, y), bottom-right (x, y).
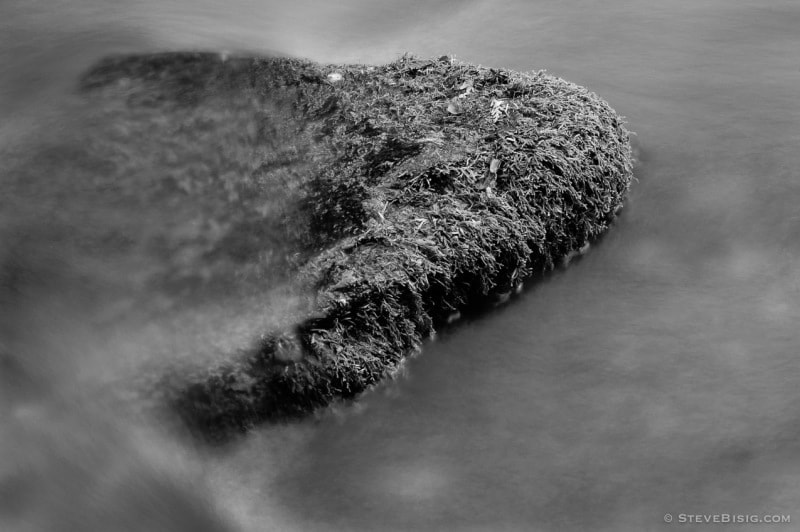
top-left (80, 52), bottom-right (634, 439)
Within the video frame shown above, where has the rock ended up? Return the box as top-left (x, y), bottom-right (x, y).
top-left (78, 52), bottom-right (634, 440)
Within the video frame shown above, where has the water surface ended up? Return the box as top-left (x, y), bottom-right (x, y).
top-left (2, 1), bottom-right (800, 531)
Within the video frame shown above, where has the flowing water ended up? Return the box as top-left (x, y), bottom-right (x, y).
top-left (2, 1), bottom-right (800, 531)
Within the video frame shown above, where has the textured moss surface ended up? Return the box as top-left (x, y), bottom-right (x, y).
top-left (81, 52), bottom-right (634, 440)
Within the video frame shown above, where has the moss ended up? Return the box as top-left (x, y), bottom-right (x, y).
top-left (80, 52), bottom-right (634, 440)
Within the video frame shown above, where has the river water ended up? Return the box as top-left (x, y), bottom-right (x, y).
top-left (2, 1), bottom-right (800, 531)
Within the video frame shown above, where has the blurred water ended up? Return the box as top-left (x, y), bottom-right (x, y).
top-left (2, 0), bottom-right (800, 531)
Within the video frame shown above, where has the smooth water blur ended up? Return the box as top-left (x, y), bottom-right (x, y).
top-left (2, 0), bottom-right (800, 531)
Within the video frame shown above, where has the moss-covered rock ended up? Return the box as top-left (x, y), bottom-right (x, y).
top-left (80, 52), bottom-right (634, 440)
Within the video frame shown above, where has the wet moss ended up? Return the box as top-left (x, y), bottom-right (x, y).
top-left (81, 52), bottom-right (634, 440)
